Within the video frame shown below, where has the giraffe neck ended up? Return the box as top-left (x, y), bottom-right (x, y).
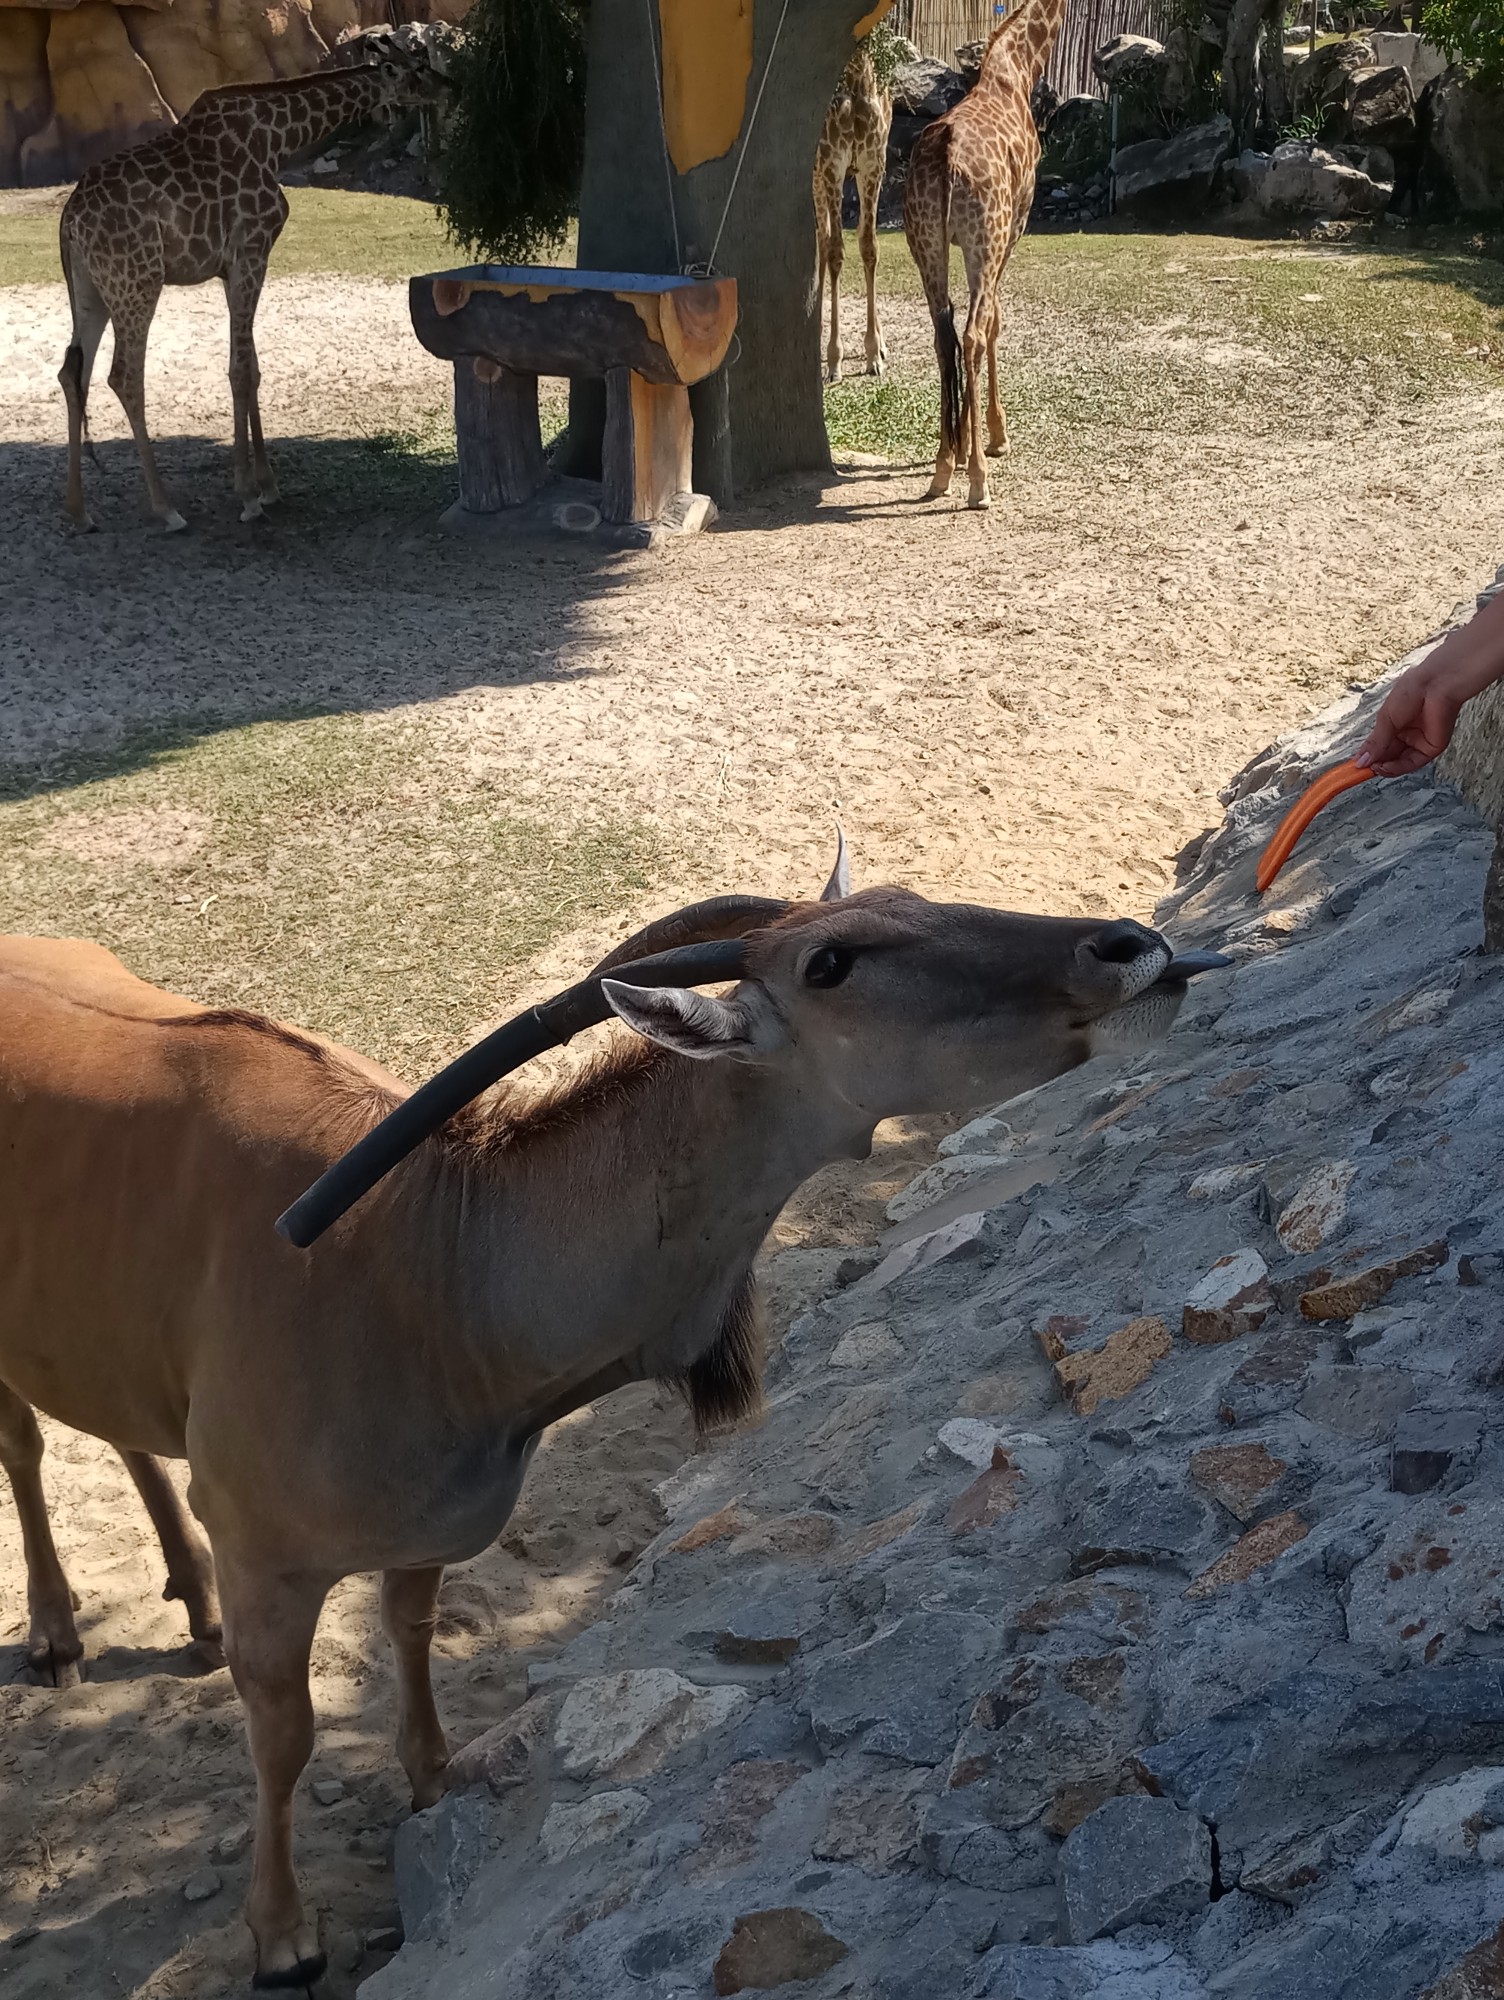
top-left (201, 68), bottom-right (394, 168)
top-left (979, 0), bottom-right (1067, 92)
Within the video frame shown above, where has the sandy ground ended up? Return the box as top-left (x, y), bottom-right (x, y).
top-left (3, 267), bottom-right (1504, 1999)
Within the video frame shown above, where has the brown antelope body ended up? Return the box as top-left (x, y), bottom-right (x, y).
top-left (0, 866), bottom-right (1224, 1985)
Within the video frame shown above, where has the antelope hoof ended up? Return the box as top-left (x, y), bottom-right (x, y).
top-left (189, 1634), bottom-right (228, 1673)
top-left (985, 439), bottom-right (1009, 458)
top-left (924, 481), bottom-right (950, 501)
top-left (967, 487), bottom-right (992, 512)
top-left (67, 510), bottom-right (97, 534)
top-left (252, 1949), bottom-right (327, 1990)
top-left (27, 1639), bottom-right (84, 1688)
top-left (240, 497), bottom-right (264, 523)
top-left (163, 510), bottom-right (188, 534)
top-left (258, 481), bottom-right (281, 506)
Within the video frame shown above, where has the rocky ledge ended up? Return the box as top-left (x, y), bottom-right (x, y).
top-left (366, 598), bottom-right (1504, 1999)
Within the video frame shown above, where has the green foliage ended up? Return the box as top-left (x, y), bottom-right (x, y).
top-left (437, 0), bottom-right (588, 265)
top-left (864, 19), bottom-right (905, 93)
top-left (1421, 0), bottom-right (1504, 85)
top-left (1278, 109), bottom-right (1324, 142)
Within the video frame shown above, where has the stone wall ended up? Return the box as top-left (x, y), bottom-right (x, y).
top-left (0, 0), bottom-right (469, 186)
top-left (359, 582), bottom-right (1504, 2000)
top-left (1437, 562), bottom-right (1504, 951)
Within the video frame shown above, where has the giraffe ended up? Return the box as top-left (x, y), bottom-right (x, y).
top-left (57, 51), bottom-right (442, 534)
top-left (902, 0), bottom-right (1065, 509)
top-left (812, 41), bottom-right (893, 383)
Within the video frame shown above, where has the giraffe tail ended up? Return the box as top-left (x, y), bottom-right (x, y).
top-left (932, 132), bottom-right (964, 462)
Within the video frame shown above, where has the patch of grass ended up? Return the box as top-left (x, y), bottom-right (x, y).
top-left (267, 188), bottom-right (459, 279)
top-left (0, 714), bottom-right (662, 1073)
top-left (826, 223), bottom-right (1504, 463)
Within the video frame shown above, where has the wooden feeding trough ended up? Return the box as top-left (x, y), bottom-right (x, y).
top-left (409, 266), bottom-right (738, 540)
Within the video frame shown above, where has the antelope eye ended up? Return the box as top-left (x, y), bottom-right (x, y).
top-left (803, 945), bottom-right (855, 989)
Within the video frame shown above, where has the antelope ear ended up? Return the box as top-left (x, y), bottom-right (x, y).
top-left (601, 980), bottom-right (758, 1060)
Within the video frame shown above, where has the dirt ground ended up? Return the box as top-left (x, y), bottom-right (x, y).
top-left (3, 236), bottom-right (1504, 2000)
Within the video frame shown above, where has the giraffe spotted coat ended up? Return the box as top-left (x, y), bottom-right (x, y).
top-left (57, 54), bottom-right (440, 534)
top-left (812, 43), bottom-right (893, 383)
top-left (902, 0), bottom-right (1065, 509)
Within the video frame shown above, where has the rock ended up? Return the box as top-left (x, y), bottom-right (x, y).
top-left (1189, 1441), bottom-right (1286, 1521)
top-left (1300, 1240), bottom-right (1448, 1320)
top-left (1092, 31), bottom-right (1164, 86)
top-left (213, 1825), bottom-right (251, 1861)
top-left (947, 1446), bottom-right (1023, 1536)
top-left (886, 1152), bottom-right (1017, 1223)
top-left (862, 1210), bottom-right (990, 1293)
top-left (555, 1670), bottom-right (751, 1781)
top-left (712, 1908), bottom-right (848, 1994)
top-left (1183, 1250), bottom-right (1271, 1344)
top-left (1422, 1918), bottom-right (1504, 1998)
top-left (311, 1777), bottom-right (346, 1805)
top-left (1370, 30), bottom-right (1448, 91)
top-left (813, 1767), bottom-right (930, 1873)
top-left (1341, 63), bottom-right (1416, 147)
top-left (891, 56), bottom-right (967, 118)
top-left (1346, 1491), bottom-right (1504, 1667)
top-left (364, 1923), bottom-right (405, 1952)
top-left (695, 1760), bottom-right (807, 1874)
top-left (1275, 1160), bottom-right (1355, 1252)
top-left (829, 1321), bottom-right (905, 1369)
top-left (1041, 1313), bottom-right (1172, 1414)
top-left (970, 1941), bottom-right (1205, 1998)
top-left (1391, 1409), bottom-right (1483, 1493)
top-left (1296, 1366), bottom-right (1415, 1440)
top-left (1242, 140), bottom-right (1393, 220)
top-left (1184, 1510), bottom-right (1309, 1599)
top-left (1427, 74), bottom-right (1504, 216)
top-left (938, 1417), bottom-right (1010, 1469)
top-left (1042, 95), bottom-right (1112, 180)
top-left (394, 1790), bottom-right (496, 1944)
top-left (538, 1788), bottom-right (650, 1865)
top-left (1113, 116), bottom-right (1233, 218)
top-left (803, 1611), bottom-right (1002, 1764)
top-left (445, 1693), bottom-right (555, 1793)
top-left (1060, 1795), bottom-right (1212, 1942)
top-left (1394, 1766), bottom-right (1504, 1862)
top-left (181, 1866), bottom-right (222, 1903)
top-left (1187, 1162), bottom-right (1265, 1201)
top-left (672, 1500), bottom-right (753, 1553)
top-left (731, 1512), bottom-right (840, 1559)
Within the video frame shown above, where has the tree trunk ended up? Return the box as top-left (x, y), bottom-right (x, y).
top-left (1258, 0), bottom-right (1291, 137)
top-left (562, 0), bottom-right (877, 506)
top-left (1221, 0), bottom-right (1266, 145)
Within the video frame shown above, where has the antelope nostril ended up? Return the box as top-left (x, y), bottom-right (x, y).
top-left (1088, 922), bottom-right (1159, 966)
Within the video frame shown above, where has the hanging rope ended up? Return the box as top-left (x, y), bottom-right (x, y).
top-left (705, 0), bottom-right (793, 276)
top-left (642, 0), bottom-right (684, 272)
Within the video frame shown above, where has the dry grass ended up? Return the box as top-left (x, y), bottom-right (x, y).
top-left (0, 715), bottom-right (660, 1073)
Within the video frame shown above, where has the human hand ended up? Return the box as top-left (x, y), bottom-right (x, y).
top-left (1353, 660), bottom-right (1467, 776)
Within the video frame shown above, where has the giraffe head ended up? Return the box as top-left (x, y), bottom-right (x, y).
top-left (366, 46), bottom-right (454, 117)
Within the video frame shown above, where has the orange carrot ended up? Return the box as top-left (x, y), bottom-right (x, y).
top-left (1255, 759), bottom-right (1375, 894)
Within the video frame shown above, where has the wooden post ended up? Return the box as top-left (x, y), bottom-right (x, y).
top-left (601, 367), bottom-right (693, 525)
top-left (452, 358), bottom-right (544, 513)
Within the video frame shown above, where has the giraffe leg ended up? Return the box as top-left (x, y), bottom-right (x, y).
top-left (224, 262), bottom-right (275, 520)
top-left (821, 174), bottom-right (846, 383)
top-left (858, 170), bottom-right (885, 377)
top-left (960, 278), bottom-right (991, 511)
top-left (0, 1380), bottom-right (84, 1687)
top-left (985, 307), bottom-right (1007, 457)
top-left (106, 283), bottom-right (185, 532)
top-left (381, 1565), bottom-right (450, 1809)
top-left (58, 253), bottom-right (109, 532)
top-left (218, 1553), bottom-right (332, 1987)
top-left (118, 1450), bottom-right (225, 1671)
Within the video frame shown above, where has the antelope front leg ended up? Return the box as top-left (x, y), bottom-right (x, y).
top-left (119, 1450), bottom-right (225, 1670)
top-left (382, 1565), bottom-right (449, 1809)
top-left (0, 1382), bottom-right (83, 1687)
top-left (219, 1559), bottom-right (333, 1989)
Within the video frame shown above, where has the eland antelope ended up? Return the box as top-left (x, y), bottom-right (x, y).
top-left (0, 849), bottom-right (1226, 1985)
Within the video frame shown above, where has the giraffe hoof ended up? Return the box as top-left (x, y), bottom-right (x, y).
top-left (240, 497), bottom-right (264, 523)
top-left (163, 510), bottom-right (188, 534)
top-left (67, 512), bottom-right (97, 534)
top-left (967, 491), bottom-right (992, 512)
top-left (252, 1949), bottom-right (327, 1990)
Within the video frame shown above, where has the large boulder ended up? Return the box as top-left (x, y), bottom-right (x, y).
top-left (1112, 113), bottom-right (1232, 216)
top-left (1234, 138), bottom-right (1393, 219)
top-left (1426, 70), bottom-right (1504, 215)
top-left (1285, 32), bottom-right (1374, 120)
top-left (1040, 93), bottom-right (1111, 181)
top-left (1092, 30), bottom-right (1164, 88)
top-left (891, 55), bottom-right (967, 119)
top-left (0, 0), bottom-right (464, 184)
top-left (1338, 62), bottom-right (1415, 149)
top-left (1369, 29), bottom-right (1448, 94)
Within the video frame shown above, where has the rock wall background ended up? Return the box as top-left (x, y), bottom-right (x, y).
top-left (362, 565), bottom-right (1504, 2000)
top-left (0, 0), bottom-right (470, 186)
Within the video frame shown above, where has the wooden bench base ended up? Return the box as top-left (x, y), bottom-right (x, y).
top-left (451, 358), bottom-right (699, 531)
